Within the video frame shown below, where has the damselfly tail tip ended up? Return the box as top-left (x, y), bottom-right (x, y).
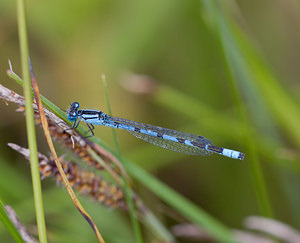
top-left (238, 153), bottom-right (245, 160)
top-left (221, 148), bottom-right (245, 160)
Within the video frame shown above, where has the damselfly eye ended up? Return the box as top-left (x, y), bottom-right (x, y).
top-left (73, 102), bottom-right (79, 109)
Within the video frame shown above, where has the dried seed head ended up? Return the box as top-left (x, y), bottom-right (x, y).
top-left (8, 143), bottom-right (126, 209)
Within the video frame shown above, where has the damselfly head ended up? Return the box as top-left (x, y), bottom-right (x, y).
top-left (68, 102), bottom-right (80, 121)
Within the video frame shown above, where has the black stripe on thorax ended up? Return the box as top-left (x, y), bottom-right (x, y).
top-left (83, 116), bottom-right (99, 120)
top-left (80, 110), bottom-right (106, 121)
top-left (81, 110), bottom-right (101, 115)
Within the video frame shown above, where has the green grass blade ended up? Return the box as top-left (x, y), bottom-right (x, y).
top-left (0, 199), bottom-right (25, 243)
top-left (102, 75), bottom-right (143, 243)
top-left (201, 0), bottom-right (273, 217)
top-left (7, 67), bottom-right (68, 122)
top-left (16, 0), bottom-right (48, 242)
top-left (102, 74), bottom-right (121, 154)
top-left (233, 27), bottom-right (300, 149)
top-left (122, 178), bottom-right (143, 243)
top-left (123, 160), bottom-right (236, 243)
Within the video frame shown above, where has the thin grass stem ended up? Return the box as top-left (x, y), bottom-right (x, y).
top-left (102, 75), bottom-right (143, 243)
top-left (16, 0), bottom-right (48, 242)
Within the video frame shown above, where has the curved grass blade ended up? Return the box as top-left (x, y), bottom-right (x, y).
top-left (0, 199), bottom-right (26, 243)
top-left (29, 60), bottom-right (105, 243)
top-left (201, 0), bottom-right (273, 217)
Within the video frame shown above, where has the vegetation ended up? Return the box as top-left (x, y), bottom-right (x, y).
top-left (0, 0), bottom-right (299, 242)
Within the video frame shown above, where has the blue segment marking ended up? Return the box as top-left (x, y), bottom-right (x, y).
top-left (184, 140), bottom-right (193, 146)
top-left (67, 102), bottom-right (245, 160)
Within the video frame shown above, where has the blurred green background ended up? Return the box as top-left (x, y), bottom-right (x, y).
top-left (1, 0), bottom-right (300, 242)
